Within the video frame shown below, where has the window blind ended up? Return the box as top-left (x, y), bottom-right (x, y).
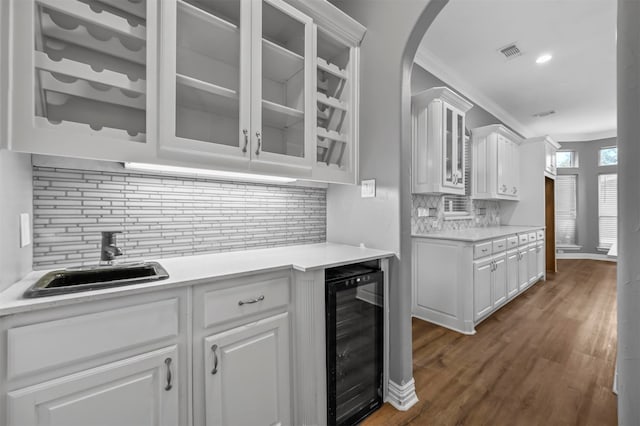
top-left (598, 173), bottom-right (617, 248)
top-left (555, 175), bottom-right (577, 245)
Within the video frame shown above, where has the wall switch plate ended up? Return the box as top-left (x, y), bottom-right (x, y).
top-left (20, 213), bottom-right (31, 248)
top-left (361, 179), bottom-right (376, 198)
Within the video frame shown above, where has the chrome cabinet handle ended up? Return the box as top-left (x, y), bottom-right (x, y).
top-left (255, 132), bottom-right (262, 155)
top-left (211, 344), bottom-right (219, 375)
top-left (238, 295), bottom-right (265, 306)
top-left (242, 129), bottom-right (248, 153)
top-left (164, 358), bottom-right (173, 391)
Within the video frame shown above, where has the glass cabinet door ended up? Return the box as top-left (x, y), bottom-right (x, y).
top-left (251, 0), bottom-right (313, 168)
top-left (442, 104), bottom-right (464, 190)
top-left (160, 0), bottom-right (250, 160)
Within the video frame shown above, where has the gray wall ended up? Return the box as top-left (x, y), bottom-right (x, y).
top-left (0, 150), bottom-right (33, 292)
top-left (326, 0), bottom-right (447, 395)
top-left (557, 137), bottom-right (617, 254)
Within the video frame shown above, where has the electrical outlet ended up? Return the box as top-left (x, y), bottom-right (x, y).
top-left (361, 179), bottom-right (376, 198)
top-left (20, 213), bottom-right (31, 248)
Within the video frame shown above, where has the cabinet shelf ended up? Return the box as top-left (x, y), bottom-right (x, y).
top-left (177, 0), bottom-right (239, 67)
top-left (177, 81), bottom-right (239, 118)
top-left (38, 0), bottom-right (146, 41)
top-left (317, 92), bottom-right (346, 111)
top-left (317, 127), bottom-right (347, 143)
top-left (40, 10), bottom-right (146, 65)
top-left (98, 0), bottom-right (146, 19)
top-left (317, 57), bottom-right (347, 80)
top-left (262, 100), bottom-right (303, 129)
top-left (263, 39), bottom-right (304, 83)
top-left (40, 71), bottom-right (146, 109)
top-left (34, 116), bottom-right (145, 141)
top-left (177, 73), bottom-right (237, 100)
top-left (35, 51), bottom-right (146, 94)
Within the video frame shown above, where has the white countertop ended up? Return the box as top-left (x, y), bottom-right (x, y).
top-left (0, 242), bottom-right (394, 316)
top-left (412, 226), bottom-right (543, 242)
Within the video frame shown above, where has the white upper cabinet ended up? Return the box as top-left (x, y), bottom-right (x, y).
top-left (9, 0), bottom-right (158, 161)
top-left (412, 87), bottom-right (473, 195)
top-left (6, 0), bottom-right (365, 184)
top-left (471, 124), bottom-right (523, 200)
top-left (543, 136), bottom-right (561, 177)
top-left (159, 0), bottom-right (315, 178)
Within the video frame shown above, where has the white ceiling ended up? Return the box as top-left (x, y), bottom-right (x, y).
top-left (415, 0), bottom-right (617, 141)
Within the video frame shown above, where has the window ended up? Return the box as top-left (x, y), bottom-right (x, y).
top-left (556, 151), bottom-right (578, 168)
top-left (443, 194), bottom-right (469, 216)
top-left (599, 146), bottom-right (618, 166)
top-left (555, 175), bottom-right (577, 246)
top-left (598, 173), bottom-right (617, 249)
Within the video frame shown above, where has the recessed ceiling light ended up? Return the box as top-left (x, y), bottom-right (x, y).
top-left (536, 54), bottom-right (552, 64)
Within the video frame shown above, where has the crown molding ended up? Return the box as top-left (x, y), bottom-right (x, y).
top-left (550, 128), bottom-right (617, 142)
top-left (415, 47), bottom-right (537, 138)
top-left (283, 0), bottom-right (366, 46)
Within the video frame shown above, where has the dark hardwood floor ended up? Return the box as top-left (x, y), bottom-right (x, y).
top-left (365, 259), bottom-right (618, 426)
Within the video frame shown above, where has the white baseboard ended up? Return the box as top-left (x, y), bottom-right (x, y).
top-left (556, 252), bottom-right (617, 262)
top-left (387, 378), bottom-right (419, 411)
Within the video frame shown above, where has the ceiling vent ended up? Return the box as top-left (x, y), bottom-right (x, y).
top-left (532, 110), bottom-right (556, 118)
top-left (498, 43), bottom-right (522, 60)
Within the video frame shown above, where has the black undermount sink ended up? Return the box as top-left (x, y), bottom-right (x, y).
top-left (23, 262), bottom-right (170, 298)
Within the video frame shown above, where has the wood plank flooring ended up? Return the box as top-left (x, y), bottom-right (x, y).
top-left (364, 259), bottom-right (618, 426)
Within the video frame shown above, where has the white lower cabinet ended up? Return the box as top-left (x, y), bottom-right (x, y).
top-left (192, 271), bottom-right (292, 426)
top-left (412, 229), bottom-right (545, 334)
top-left (1, 290), bottom-right (188, 426)
top-left (527, 243), bottom-right (538, 285)
top-left (506, 249), bottom-right (519, 299)
top-left (473, 254), bottom-right (506, 322)
top-left (7, 346), bottom-right (179, 426)
top-left (203, 313), bottom-right (290, 426)
top-left (473, 258), bottom-right (493, 321)
top-left (536, 241), bottom-right (545, 279)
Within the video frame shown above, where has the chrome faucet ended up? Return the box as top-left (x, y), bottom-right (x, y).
top-left (100, 231), bottom-right (123, 264)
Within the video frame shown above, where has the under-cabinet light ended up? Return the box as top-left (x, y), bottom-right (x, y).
top-left (535, 53), bottom-right (553, 64)
top-left (123, 162), bottom-right (297, 183)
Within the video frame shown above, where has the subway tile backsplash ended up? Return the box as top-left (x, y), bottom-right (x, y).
top-left (33, 166), bottom-right (326, 269)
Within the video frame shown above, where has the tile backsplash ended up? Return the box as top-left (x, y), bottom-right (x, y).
top-left (33, 166), bottom-right (326, 269)
top-left (411, 194), bottom-right (500, 234)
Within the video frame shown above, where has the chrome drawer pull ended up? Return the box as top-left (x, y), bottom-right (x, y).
top-left (211, 344), bottom-right (219, 375)
top-left (164, 358), bottom-right (173, 391)
top-left (238, 295), bottom-right (265, 306)
top-left (255, 131), bottom-right (262, 155)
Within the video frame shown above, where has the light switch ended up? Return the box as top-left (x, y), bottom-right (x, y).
top-left (20, 213), bottom-right (31, 248)
top-left (361, 179), bottom-right (376, 198)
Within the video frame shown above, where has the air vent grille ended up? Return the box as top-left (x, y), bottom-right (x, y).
top-left (533, 110), bottom-right (556, 118)
top-left (499, 43), bottom-right (522, 59)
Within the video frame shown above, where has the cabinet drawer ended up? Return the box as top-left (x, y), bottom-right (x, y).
top-left (492, 238), bottom-right (507, 253)
top-left (507, 236), bottom-right (519, 249)
top-left (7, 299), bottom-right (179, 380)
top-left (202, 276), bottom-right (290, 328)
top-left (474, 241), bottom-right (493, 259)
top-left (528, 232), bottom-right (537, 242)
top-left (518, 234), bottom-right (529, 245)
top-left (537, 230), bottom-right (545, 241)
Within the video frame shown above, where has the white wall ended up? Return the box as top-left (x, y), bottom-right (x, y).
top-left (326, 0), bottom-right (448, 398)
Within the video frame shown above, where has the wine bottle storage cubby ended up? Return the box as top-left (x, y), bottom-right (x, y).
top-left (33, 0), bottom-right (147, 141)
top-left (316, 30), bottom-right (351, 170)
